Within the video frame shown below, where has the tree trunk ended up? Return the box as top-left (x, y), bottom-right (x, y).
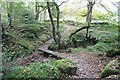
top-left (53, 0), bottom-right (61, 49)
top-left (35, 2), bottom-right (39, 20)
top-left (8, 2), bottom-right (13, 27)
top-left (118, 2), bottom-right (120, 48)
top-left (69, 26), bottom-right (91, 39)
top-left (0, 13), bottom-right (2, 46)
top-left (86, 2), bottom-right (94, 37)
top-left (47, 1), bottom-right (57, 44)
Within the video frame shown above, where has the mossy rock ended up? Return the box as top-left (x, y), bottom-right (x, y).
top-left (106, 49), bottom-right (120, 57)
top-left (53, 59), bottom-right (76, 74)
top-left (100, 60), bottom-right (120, 78)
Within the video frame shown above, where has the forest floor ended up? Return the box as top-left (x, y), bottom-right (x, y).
top-left (4, 23), bottom-right (113, 78)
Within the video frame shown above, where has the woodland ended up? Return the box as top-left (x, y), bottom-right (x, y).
top-left (1, 0), bottom-right (120, 79)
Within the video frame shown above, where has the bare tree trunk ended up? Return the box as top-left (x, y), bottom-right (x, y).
top-left (118, 2), bottom-right (120, 48)
top-left (53, 0), bottom-right (61, 49)
top-left (0, 13), bottom-right (2, 45)
top-left (35, 2), bottom-right (39, 20)
top-left (86, 2), bottom-right (94, 38)
top-left (8, 2), bottom-right (13, 27)
top-left (47, 1), bottom-right (57, 44)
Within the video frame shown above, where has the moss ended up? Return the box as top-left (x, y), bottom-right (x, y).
top-left (106, 49), bottom-right (120, 57)
top-left (53, 59), bottom-right (74, 73)
top-left (100, 60), bottom-right (120, 78)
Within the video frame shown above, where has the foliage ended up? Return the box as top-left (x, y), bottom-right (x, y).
top-left (76, 9), bottom-right (108, 21)
top-left (69, 47), bottom-right (84, 52)
top-left (69, 41), bottom-right (118, 56)
top-left (17, 38), bottom-right (35, 51)
top-left (3, 48), bottom-right (33, 62)
top-left (21, 9), bottom-right (36, 24)
top-left (75, 8), bottom-right (87, 21)
top-left (100, 60), bottom-right (120, 78)
top-left (92, 10), bottom-right (108, 20)
top-left (53, 59), bottom-right (75, 74)
top-left (106, 49), bottom-right (120, 57)
top-left (48, 42), bottom-right (58, 51)
top-left (89, 24), bottom-right (118, 42)
top-left (5, 61), bottom-right (61, 78)
top-left (4, 59), bottom-right (76, 78)
top-left (3, 22), bottom-right (51, 62)
top-left (54, 59), bottom-right (74, 69)
top-left (86, 42), bottom-right (110, 53)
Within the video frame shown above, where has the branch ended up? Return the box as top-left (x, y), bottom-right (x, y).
top-left (111, 2), bottom-right (118, 8)
top-left (69, 26), bottom-right (91, 39)
top-left (58, 0), bottom-right (69, 7)
top-left (38, 6), bottom-right (47, 14)
top-left (52, 12), bottom-right (57, 18)
top-left (100, 3), bottom-right (112, 13)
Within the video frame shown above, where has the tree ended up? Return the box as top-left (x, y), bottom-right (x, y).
top-left (52, 0), bottom-right (61, 49)
top-left (47, 0), bottom-right (57, 44)
top-left (69, 0), bottom-right (95, 39)
top-left (0, 5), bottom-right (1, 40)
top-left (35, 1), bottom-right (47, 20)
top-left (86, 0), bottom-right (95, 37)
top-left (47, 0), bottom-right (69, 49)
top-left (7, 2), bottom-right (13, 27)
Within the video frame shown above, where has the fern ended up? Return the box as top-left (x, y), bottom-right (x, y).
top-left (17, 38), bottom-right (35, 51)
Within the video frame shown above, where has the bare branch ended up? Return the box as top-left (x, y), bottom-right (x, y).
top-left (100, 3), bottom-right (112, 13)
top-left (111, 2), bottom-right (118, 8)
top-left (38, 6), bottom-right (47, 14)
top-left (58, 0), bottom-right (69, 7)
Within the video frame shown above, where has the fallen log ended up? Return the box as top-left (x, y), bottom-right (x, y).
top-left (38, 48), bottom-right (64, 59)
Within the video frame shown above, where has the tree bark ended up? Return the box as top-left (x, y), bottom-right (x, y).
top-left (118, 2), bottom-right (120, 48)
top-left (35, 2), bottom-right (39, 20)
top-left (47, 1), bottom-right (57, 43)
top-left (53, 0), bottom-right (61, 48)
top-left (8, 2), bottom-right (13, 27)
top-left (86, 2), bottom-right (94, 37)
top-left (69, 26), bottom-right (90, 39)
top-left (0, 12), bottom-right (1, 31)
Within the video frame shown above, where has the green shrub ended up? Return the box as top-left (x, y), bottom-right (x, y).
top-left (3, 49), bottom-right (33, 62)
top-left (5, 62), bottom-right (61, 78)
top-left (48, 42), bottom-right (58, 51)
top-left (17, 38), bottom-right (35, 51)
top-left (86, 42), bottom-right (110, 53)
top-left (106, 49), bottom-right (120, 57)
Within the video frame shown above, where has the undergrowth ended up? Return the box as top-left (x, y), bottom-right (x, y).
top-left (3, 59), bottom-right (74, 78)
top-left (66, 23), bottom-right (118, 55)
